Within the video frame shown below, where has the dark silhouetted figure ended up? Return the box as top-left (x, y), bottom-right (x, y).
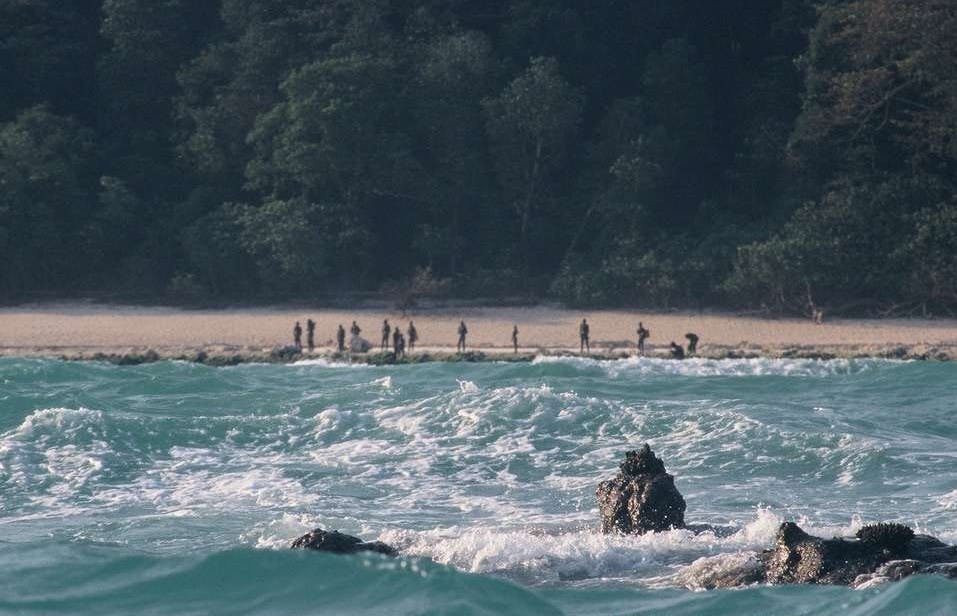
top-left (512, 325), bottom-right (519, 353)
top-left (579, 318), bottom-right (590, 354)
top-left (350, 321), bottom-right (361, 337)
top-left (684, 333), bottom-right (699, 356)
top-left (381, 320), bottom-right (391, 351)
top-left (637, 322), bottom-right (650, 356)
top-left (397, 332), bottom-right (406, 358)
top-left (293, 322), bottom-right (303, 350)
top-left (669, 341), bottom-right (685, 359)
top-left (306, 319), bottom-right (316, 352)
top-left (392, 326), bottom-right (401, 355)
top-left (407, 322), bottom-right (418, 352)
top-left (457, 321), bottom-right (468, 352)
top-left (336, 324), bottom-right (346, 352)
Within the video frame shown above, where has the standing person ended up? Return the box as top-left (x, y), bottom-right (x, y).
top-left (336, 324), bottom-right (346, 352)
top-left (684, 332), bottom-right (699, 356)
top-left (293, 321), bottom-right (303, 350)
top-left (350, 321), bottom-right (361, 337)
top-left (397, 332), bottom-right (406, 358)
top-left (637, 322), bottom-right (650, 356)
top-left (512, 325), bottom-right (519, 354)
top-left (306, 319), bottom-right (316, 352)
top-left (392, 325), bottom-right (401, 356)
top-left (457, 321), bottom-right (468, 352)
top-left (407, 321), bottom-right (418, 352)
top-left (579, 318), bottom-right (590, 354)
top-left (381, 319), bottom-right (391, 351)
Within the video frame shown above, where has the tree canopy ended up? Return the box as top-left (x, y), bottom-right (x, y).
top-left (2, 0), bottom-right (955, 315)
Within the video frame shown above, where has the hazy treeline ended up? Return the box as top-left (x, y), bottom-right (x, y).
top-left (2, 0), bottom-right (956, 315)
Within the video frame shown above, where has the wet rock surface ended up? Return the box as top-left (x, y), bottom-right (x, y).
top-left (596, 444), bottom-right (686, 534)
top-left (760, 521), bottom-right (957, 587)
top-left (594, 450), bottom-right (957, 588)
top-left (291, 528), bottom-right (397, 556)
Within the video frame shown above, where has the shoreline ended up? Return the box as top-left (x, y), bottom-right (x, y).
top-left (1, 343), bottom-right (953, 366)
top-left (2, 303), bottom-right (957, 365)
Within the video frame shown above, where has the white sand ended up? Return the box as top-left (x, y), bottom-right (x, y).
top-left (2, 303), bottom-right (956, 356)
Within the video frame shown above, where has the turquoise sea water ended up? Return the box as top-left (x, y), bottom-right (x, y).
top-left (1, 356), bottom-right (956, 615)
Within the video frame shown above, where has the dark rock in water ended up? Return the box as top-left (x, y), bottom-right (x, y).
top-left (685, 523), bottom-right (738, 538)
top-left (596, 444), bottom-right (686, 534)
top-left (291, 528), bottom-right (397, 556)
top-left (856, 522), bottom-right (914, 556)
top-left (763, 522), bottom-right (888, 585)
top-left (903, 533), bottom-right (957, 563)
top-left (924, 562), bottom-right (957, 579)
top-left (852, 559), bottom-right (926, 587)
top-left (762, 521), bottom-right (957, 586)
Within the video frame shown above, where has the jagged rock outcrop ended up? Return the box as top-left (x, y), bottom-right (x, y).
top-left (291, 528), bottom-right (396, 556)
top-left (596, 444), bottom-right (686, 534)
top-left (761, 521), bottom-right (957, 586)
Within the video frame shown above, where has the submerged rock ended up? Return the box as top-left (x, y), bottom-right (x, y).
top-left (291, 528), bottom-right (397, 556)
top-left (596, 444), bottom-right (686, 534)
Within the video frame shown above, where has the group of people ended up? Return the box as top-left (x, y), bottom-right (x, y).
top-left (292, 319), bottom-right (318, 352)
top-left (373, 319), bottom-right (418, 357)
top-left (292, 318), bottom-right (701, 358)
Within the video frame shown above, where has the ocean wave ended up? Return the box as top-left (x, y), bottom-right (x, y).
top-left (379, 509), bottom-right (784, 585)
top-left (0, 544), bottom-right (564, 616)
top-left (530, 355), bottom-right (895, 378)
top-left (0, 407), bottom-right (112, 497)
top-left (291, 358), bottom-right (373, 369)
top-left (4, 359), bottom-right (957, 612)
top-left (3, 540), bottom-right (957, 615)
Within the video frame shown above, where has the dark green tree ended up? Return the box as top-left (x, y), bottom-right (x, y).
top-left (413, 31), bottom-right (496, 276)
top-left (483, 56), bottom-right (583, 282)
top-left (0, 106), bottom-right (97, 295)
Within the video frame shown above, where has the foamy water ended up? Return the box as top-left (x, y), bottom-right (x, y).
top-left (1, 357), bottom-right (955, 614)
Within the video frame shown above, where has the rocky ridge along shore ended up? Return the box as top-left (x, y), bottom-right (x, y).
top-left (2, 343), bottom-right (954, 366)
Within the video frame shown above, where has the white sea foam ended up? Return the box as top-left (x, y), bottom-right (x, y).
top-left (0, 408), bottom-right (110, 492)
top-left (531, 354), bottom-right (890, 378)
top-left (3, 358), bottom-right (952, 596)
top-left (379, 509), bottom-right (783, 584)
top-left (935, 490), bottom-right (957, 511)
top-left (291, 358), bottom-right (371, 368)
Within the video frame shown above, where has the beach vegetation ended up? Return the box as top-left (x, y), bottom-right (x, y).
top-left (2, 0), bottom-right (956, 315)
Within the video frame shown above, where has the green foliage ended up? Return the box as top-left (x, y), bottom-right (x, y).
top-left (0, 0), bottom-right (100, 121)
top-left (382, 266), bottom-right (451, 313)
top-left (190, 199), bottom-right (375, 297)
top-left (897, 205), bottom-right (957, 311)
top-left (181, 204), bottom-right (257, 298)
top-left (246, 53), bottom-right (416, 205)
top-left (791, 0), bottom-right (957, 178)
top-left (483, 56), bottom-right (583, 280)
top-left (3, 0), bottom-right (957, 313)
top-left (82, 176), bottom-right (143, 274)
top-left (727, 176), bottom-right (953, 312)
top-left (0, 106), bottom-right (96, 295)
top-left (412, 31), bottom-right (496, 276)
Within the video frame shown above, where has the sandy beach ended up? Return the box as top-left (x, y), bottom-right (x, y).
top-left (2, 303), bottom-right (957, 363)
